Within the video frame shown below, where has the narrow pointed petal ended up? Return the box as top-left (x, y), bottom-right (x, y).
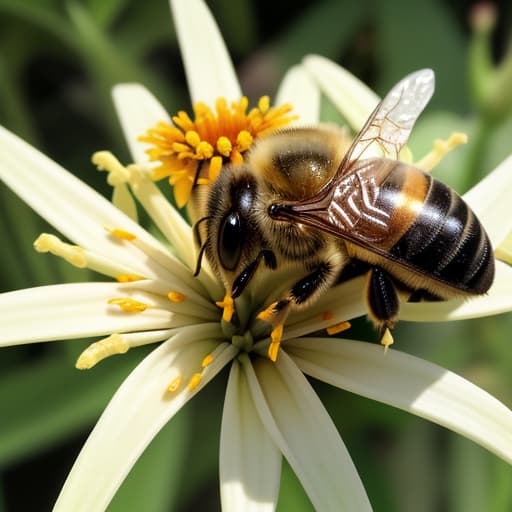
top-left (303, 55), bottom-right (379, 130)
top-left (0, 282), bottom-right (212, 346)
top-left (400, 260), bottom-right (512, 322)
top-left (54, 331), bottom-right (237, 512)
top-left (242, 354), bottom-right (371, 511)
top-left (275, 65), bottom-right (320, 125)
top-left (220, 360), bottom-right (281, 512)
top-left (288, 337), bottom-right (512, 464)
top-left (112, 84), bottom-right (171, 164)
top-left (463, 154), bottom-right (512, 247)
top-left (170, 0), bottom-right (241, 105)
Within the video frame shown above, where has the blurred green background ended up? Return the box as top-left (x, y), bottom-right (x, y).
top-left (1, 0), bottom-right (512, 510)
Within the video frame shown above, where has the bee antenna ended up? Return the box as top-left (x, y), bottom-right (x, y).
top-left (194, 242), bottom-right (207, 277)
top-left (192, 216), bottom-right (210, 247)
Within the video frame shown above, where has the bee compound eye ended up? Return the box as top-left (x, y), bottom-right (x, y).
top-left (218, 210), bottom-right (243, 270)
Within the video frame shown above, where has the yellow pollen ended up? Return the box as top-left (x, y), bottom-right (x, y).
top-left (380, 328), bottom-right (394, 353)
top-left (415, 132), bottom-right (468, 171)
top-left (188, 373), bottom-right (202, 391)
top-left (201, 354), bottom-right (215, 368)
top-left (322, 310), bottom-right (334, 321)
top-left (167, 291), bottom-right (186, 303)
top-left (106, 228), bottom-right (137, 241)
top-left (167, 375), bottom-right (183, 393)
top-left (92, 151), bottom-right (131, 185)
top-left (33, 233), bottom-right (87, 268)
top-left (257, 301), bottom-right (279, 322)
top-left (75, 334), bottom-right (129, 370)
top-left (108, 297), bottom-right (148, 312)
top-left (116, 274), bottom-right (144, 283)
top-left (216, 293), bottom-right (234, 322)
top-left (139, 96), bottom-right (297, 206)
top-left (326, 321), bottom-right (351, 336)
top-left (268, 324), bottom-right (284, 362)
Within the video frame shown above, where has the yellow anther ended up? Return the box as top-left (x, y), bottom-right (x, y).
top-left (209, 156), bottom-right (223, 181)
top-left (258, 95), bottom-right (270, 113)
top-left (196, 141), bottom-right (214, 159)
top-left (92, 151), bottom-right (131, 186)
top-left (322, 310), bottom-right (334, 321)
top-left (201, 354), bottom-right (214, 368)
top-left (496, 230), bottom-right (512, 265)
top-left (75, 334), bottom-right (129, 370)
top-left (216, 294), bottom-right (234, 322)
top-left (185, 130), bottom-right (201, 147)
top-left (216, 136), bottom-right (232, 156)
top-left (236, 130), bottom-right (253, 152)
top-left (188, 373), bottom-right (202, 391)
top-left (33, 233), bottom-right (87, 268)
top-left (415, 132), bottom-right (468, 172)
top-left (267, 324), bottom-right (284, 362)
top-left (167, 375), bottom-right (183, 393)
top-left (116, 274), bottom-right (144, 283)
top-left (106, 228), bottom-right (137, 241)
top-left (167, 291), bottom-right (186, 303)
top-left (326, 321), bottom-right (351, 336)
top-left (380, 328), bottom-right (394, 354)
top-left (108, 297), bottom-right (148, 312)
top-left (257, 301), bottom-right (278, 322)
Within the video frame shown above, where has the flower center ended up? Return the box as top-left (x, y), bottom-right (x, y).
top-left (139, 96), bottom-right (297, 207)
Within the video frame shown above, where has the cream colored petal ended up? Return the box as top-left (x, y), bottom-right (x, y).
top-left (112, 83), bottom-right (171, 164)
top-left (275, 65), bottom-right (320, 125)
top-left (0, 282), bottom-right (212, 346)
top-left (303, 55), bottom-right (379, 130)
top-left (220, 360), bottom-right (281, 512)
top-left (288, 337), bottom-right (512, 464)
top-left (400, 260), bottom-right (512, 322)
top-left (242, 354), bottom-right (371, 512)
top-left (170, 0), bottom-right (241, 106)
top-left (463, 154), bottom-right (512, 248)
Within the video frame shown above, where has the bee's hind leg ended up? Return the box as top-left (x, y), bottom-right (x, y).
top-left (366, 266), bottom-right (400, 351)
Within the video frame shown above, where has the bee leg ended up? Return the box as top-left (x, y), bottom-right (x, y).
top-left (366, 267), bottom-right (399, 351)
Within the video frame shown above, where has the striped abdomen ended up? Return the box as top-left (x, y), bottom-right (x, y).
top-left (376, 163), bottom-right (494, 294)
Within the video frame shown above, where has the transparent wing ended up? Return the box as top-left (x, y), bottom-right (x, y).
top-left (340, 69), bottom-right (435, 171)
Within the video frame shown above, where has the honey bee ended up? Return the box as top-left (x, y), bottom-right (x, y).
top-left (193, 69), bottom-right (495, 359)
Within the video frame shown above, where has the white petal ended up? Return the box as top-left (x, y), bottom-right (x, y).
top-left (54, 332), bottom-right (237, 512)
top-left (275, 65), bottom-right (320, 125)
top-left (242, 354), bottom-right (372, 511)
top-left (288, 337), bottom-right (512, 464)
top-left (303, 55), bottom-right (379, 130)
top-left (400, 260), bottom-right (512, 322)
top-left (170, 0), bottom-right (241, 106)
top-left (111, 83), bottom-right (171, 164)
top-left (0, 282), bottom-right (211, 346)
top-left (463, 154), bottom-right (512, 247)
top-left (220, 360), bottom-right (281, 512)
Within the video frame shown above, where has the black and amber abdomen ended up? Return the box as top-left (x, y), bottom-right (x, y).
top-left (378, 165), bottom-right (494, 294)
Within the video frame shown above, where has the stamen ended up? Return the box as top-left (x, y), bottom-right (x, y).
top-left (267, 324), bottom-right (284, 362)
top-left (108, 297), bottom-right (148, 312)
top-left (380, 328), bottom-right (394, 354)
top-left (106, 227), bottom-right (137, 241)
top-left (168, 291), bottom-right (186, 303)
top-left (415, 132), bottom-right (468, 171)
top-left (257, 301), bottom-right (278, 322)
top-left (75, 333), bottom-right (129, 370)
top-left (201, 354), bottom-right (215, 368)
top-left (216, 293), bottom-right (234, 322)
top-left (326, 321), bottom-right (351, 335)
top-left (92, 151), bottom-right (131, 185)
top-left (117, 274), bottom-right (144, 283)
top-left (188, 373), bottom-right (202, 391)
top-left (33, 233), bottom-right (87, 268)
top-left (167, 375), bottom-right (183, 393)
top-left (496, 230), bottom-right (512, 265)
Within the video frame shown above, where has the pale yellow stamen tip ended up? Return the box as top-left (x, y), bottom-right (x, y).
top-left (496, 230), bottom-right (512, 265)
top-left (117, 274), bottom-right (144, 283)
top-left (92, 151), bottom-right (130, 186)
top-left (167, 375), bottom-right (183, 393)
top-left (106, 227), bottom-right (137, 241)
top-left (108, 297), bottom-right (148, 312)
top-left (258, 95), bottom-right (270, 113)
top-left (168, 291), bottom-right (186, 303)
top-left (216, 294), bottom-right (234, 322)
top-left (75, 334), bottom-right (129, 370)
top-left (201, 354), bottom-right (214, 368)
top-left (188, 373), bottom-right (202, 391)
top-left (268, 324), bottom-right (284, 362)
top-left (326, 321), bottom-right (351, 336)
top-left (416, 132), bottom-right (468, 172)
top-left (34, 233), bottom-right (87, 268)
top-left (257, 301), bottom-right (278, 322)
top-left (380, 328), bottom-right (394, 353)
top-left (322, 310), bottom-right (334, 321)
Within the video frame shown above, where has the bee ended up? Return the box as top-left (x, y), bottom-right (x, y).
top-left (193, 69), bottom-right (495, 360)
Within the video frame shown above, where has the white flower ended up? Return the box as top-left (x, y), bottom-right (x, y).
top-left (1, 0), bottom-right (512, 511)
